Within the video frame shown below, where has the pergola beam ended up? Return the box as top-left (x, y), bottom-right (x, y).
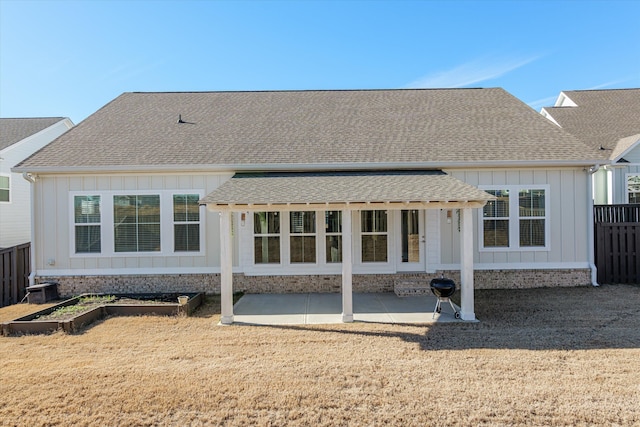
top-left (206, 200), bottom-right (485, 213)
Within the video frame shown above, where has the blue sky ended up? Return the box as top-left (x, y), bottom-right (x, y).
top-left (1, 0), bottom-right (638, 124)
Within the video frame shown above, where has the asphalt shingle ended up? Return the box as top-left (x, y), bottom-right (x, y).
top-left (0, 118), bottom-right (66, 151)
top-left (14, 88), bottom-right (601, 171)
top-left (542, 89), bottom-right (640, 160)
top-left (201, 171), bottom-right (496, 206)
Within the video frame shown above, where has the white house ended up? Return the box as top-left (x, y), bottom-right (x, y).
top-left (0, 117), bottom-right (74, 248)
top-left (540, 89), bottom-right (640, 205)
top-left (13, 88), bottom-right (604, 323)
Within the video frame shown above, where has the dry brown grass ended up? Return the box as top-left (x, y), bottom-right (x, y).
top-left (1, 285), bottom-right (639, 426)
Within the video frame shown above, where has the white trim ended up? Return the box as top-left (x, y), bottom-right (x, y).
top-left (341, 208), bottom-right (353, 322)
top-left (395, 209), bottom-right (426, 272)
top-left (209, 200), bottom-right (486, 212)
top-left (554, 92), bottom-right (577, 107)
top-left (69, 189), bottom-right (206, 258)
top-left (14, 159), bottom-right (607, 175)
top-left (436, 262), bottom-right (591, 270)
top-left (478, 185), bottom-right (550, 252)
top-left (0, 173), bottom-right (10, 204)
top-left (459, 207), bottom-right (475, 321)
top-left (358, 209), bottom-right (392, 265)
top-left (220, 210), bottom-right (234, 324)
top-left (611, 136), bottom-right (640, 163)
top-left (425, 209), bottom-right (441, 273)
top-left (36, 262), bottom-right (593, 277)
top-left (35, 267), bottom-right (222, 276)
top-left (625, 172), bottom-right (640, 204)
top-left (539, 108), bottom-right (561, 127)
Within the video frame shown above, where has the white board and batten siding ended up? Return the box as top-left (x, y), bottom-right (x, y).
top-left (439, 168), bottom-right (590, 269)
top-left (34, 167), bottom-right (592, 276)
top-left (33, 173), bottom-right (234, 275)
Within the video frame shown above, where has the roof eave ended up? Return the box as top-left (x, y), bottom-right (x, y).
top-left (11, 159), bottom-right (609, 175)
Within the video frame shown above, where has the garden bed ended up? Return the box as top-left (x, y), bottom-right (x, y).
top-left (1, 292), bottom-right (203, 336)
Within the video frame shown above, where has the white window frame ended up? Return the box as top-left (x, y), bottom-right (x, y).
top-left (172, 194), bottom-right (203, 252)
top-left (359, 210), bottom-right (390, 263)
top-left (253, 211), bottom-right (283, 265)
top-left (325, 211), bottom-right (342, 264)
top-left (289, 211), bottom-right (318, 264)
top-left (73, 195), bottom-right (102, 254)
top-left (247, 209), bottom-right (348, 275)
top-left (479, 185), bottom-right (550, 252)
top-left (69, 190), bottom-right (205, 257)
top-left (0, 174), bottom-right (10, 203)
top-left (626, 173), bottom-right (640, 204)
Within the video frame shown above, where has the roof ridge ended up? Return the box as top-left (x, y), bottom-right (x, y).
top-left (564, 88), bottom-right (640, 93)
top-left (128, 87), bottom-right (494, 95)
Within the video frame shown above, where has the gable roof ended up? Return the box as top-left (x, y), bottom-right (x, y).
top-left (541, 89), bottom-right (640, 161)
top-left (15, 88), bottom-right (601, 173)
top-left (0, 117), bottom-right (67, 151)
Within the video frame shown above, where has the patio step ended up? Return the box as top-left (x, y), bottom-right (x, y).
top-left (393, 280), bottom-right (432, 297)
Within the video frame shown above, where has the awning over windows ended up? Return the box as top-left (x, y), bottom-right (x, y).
top-left (201, 170), bottom-right (494, 210)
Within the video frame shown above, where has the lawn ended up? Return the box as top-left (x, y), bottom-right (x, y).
top-left (1, 285), bottom-right (639, 426)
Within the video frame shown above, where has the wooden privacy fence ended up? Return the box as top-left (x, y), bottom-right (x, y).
top-left (0, 243), bottom-right (31, 307)
top-left (594, 205), bottom-right (640, 285)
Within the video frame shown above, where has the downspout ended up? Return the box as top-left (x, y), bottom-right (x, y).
top-left (22, 172), bottom-right (37, 286)
top-left (587, 165), bottom-right (600, 287)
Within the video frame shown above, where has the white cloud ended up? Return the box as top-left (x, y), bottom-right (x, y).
top-left (406, 55), bottom-right (542, 89)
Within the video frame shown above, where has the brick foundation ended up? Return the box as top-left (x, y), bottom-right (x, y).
top-left (40, 268), bottom-right (592, 298)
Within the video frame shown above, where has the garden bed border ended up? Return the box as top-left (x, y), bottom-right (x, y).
top-left (1, 292), bottom-right (203, 336)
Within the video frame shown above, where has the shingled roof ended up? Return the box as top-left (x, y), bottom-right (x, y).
top-left (15, 88), bottom-right (601, 172)
top-left (0, 117), bottom-right (66, 151)
top-left (542, 89), bottom-right (640, 161)
top-left (201, 171), bottom-right (495, 207)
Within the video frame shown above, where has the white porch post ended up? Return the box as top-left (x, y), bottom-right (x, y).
top-left (459, 207), bottom-right (476, 321)
top-left (220, 210), bottom-right (234, 325)
top-left (341, 209), bottom-right (353, 322)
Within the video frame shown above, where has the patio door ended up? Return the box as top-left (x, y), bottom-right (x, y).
top-left (397, 209), bottom-right (425, 271)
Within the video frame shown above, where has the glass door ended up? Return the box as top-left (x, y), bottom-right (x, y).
top-left (398, 210), bottom-right (424, 271)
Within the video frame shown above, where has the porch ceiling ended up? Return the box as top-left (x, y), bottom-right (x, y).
top-left (200, 170), bottom-right (495, 211)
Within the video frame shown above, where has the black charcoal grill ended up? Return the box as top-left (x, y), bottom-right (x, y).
top-left (430, 276), bottom-right (460, 319)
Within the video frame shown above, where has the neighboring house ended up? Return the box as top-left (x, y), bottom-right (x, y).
top-left (540, 89), bottom-right (640, 205)
top-left (13, 89), bottom-right (603, 323)
top-left (0, 117), bottom-right (74, 248)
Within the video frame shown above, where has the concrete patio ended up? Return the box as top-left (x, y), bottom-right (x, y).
top-left (229, 292), bottom-right (468, 325)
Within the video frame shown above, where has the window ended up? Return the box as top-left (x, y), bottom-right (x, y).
top-left (628, 175), bottom-right (640, 204)
top-left (401, 210), bottom-right (420, 263)
top-left (519, 189), bottom-right (546, 247)
top-left (325, 211), bottom-right (342, 263)
top-left (254, 212), bottom-right (280, 264)
top-left (0, 175), bottom-right (9, 202)
top-left (483, 190), bottom-right (510, 247)
top-left (173, 194), bottom-right (200, 251)
top-left (481, 186), bottom-right (548, 250)
top-left (361, 210), bottom-right (388, 262)
top-left (74, 196), bottom-right (101, 253)
top-left (114, 195), bottom-right (161, 252)
top-left (290, 211), bottom-right (316, 263)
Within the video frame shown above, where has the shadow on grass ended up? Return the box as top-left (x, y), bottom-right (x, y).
top-left (244, 285), bottom-right (640, 351)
